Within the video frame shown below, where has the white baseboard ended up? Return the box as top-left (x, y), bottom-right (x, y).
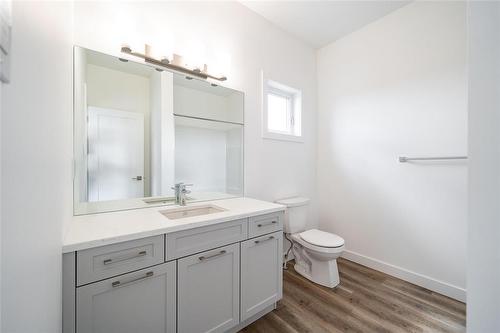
top-left (342, 250), bottom-right (466, 302)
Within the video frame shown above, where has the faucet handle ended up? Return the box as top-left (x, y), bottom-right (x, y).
top-left (180, 184), bottom-right (192, 194)
top-left (171, 183), bottom-right (193, 191)
top-left (171, 182), bottom-right (184, 190)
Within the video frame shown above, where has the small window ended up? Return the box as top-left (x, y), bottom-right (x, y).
top-left (267, 91), bottom-right (292, 133)
top-left (262, 77), bottom-right (302, 142)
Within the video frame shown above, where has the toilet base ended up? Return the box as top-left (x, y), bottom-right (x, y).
top-left (292, 244), bottom-right (341, 288)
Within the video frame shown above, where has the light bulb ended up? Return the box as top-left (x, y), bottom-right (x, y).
top-left (184, 41), bottom-right (207, 71)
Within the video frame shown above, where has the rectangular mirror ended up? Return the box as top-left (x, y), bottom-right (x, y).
top-left (74, 47), bottom-right (244, 215)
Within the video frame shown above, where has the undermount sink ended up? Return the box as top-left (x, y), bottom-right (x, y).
top-left (160, 204), bottom-right (226, 220)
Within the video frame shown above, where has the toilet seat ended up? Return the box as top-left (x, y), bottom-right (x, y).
top-left (299, 229), bottom-right (344, 248)
top-left (291, 232), bottom-right (345, 255)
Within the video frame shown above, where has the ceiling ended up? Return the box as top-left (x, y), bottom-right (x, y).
top-left (241, 1), bottom-right (411, 48)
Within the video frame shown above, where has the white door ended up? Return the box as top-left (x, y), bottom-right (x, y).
top-left (87, 107), bottom-right (144, 201)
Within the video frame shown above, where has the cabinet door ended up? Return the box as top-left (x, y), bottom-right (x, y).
top-left (177, 243), bottom-right (240, 333)
top-left (240, 231), bottom-right (283, 321)
top-left (76, 262), bottom-right (176, 333)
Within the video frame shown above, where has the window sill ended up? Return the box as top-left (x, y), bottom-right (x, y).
top-left (262, 131), bottom-right (304, 143)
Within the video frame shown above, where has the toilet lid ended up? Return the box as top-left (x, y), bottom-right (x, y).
top-left (299, 229), bottom-right (344, 248)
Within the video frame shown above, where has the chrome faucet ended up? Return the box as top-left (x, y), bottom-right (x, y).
top-left (171, 183), bottom-right (193, 206)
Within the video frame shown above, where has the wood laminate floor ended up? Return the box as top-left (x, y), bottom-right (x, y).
top-left (240, 258), bottom-right (466, 333)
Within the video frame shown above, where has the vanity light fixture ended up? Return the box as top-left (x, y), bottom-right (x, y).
top-left (121, 44), bottom-right (227, 81)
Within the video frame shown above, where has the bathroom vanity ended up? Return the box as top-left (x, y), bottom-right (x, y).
top-left (63, 198), bottom-right (285, 333)
top-left (65, 46), bottom-right (283, 332)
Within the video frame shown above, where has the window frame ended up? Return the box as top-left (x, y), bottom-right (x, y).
top-left (262, 75), bottom-right (303, 143)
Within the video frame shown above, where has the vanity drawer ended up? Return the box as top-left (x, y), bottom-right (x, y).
top-left (248, 212), bottom-right (284, 238)
top-left (166, 219), bottom-right (247, 260)
top-left (76, 235), bottom-right (164, 286)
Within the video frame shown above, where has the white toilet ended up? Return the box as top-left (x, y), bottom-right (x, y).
top-left (276, 197), bottom-right (345, 288)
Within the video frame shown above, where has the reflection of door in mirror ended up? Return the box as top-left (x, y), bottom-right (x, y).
top-left (87, 107), bottom-right (145, 201)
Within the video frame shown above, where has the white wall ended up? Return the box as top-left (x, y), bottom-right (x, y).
top-left (72, 0), bottom-right (318, 226)
top-left (0, 68), bottom-right (2, 330)
top-left (317, 2), bottom-right (467, 301)
top-left (1, 1), bottom-right (73, 332)
top-left (175, 125), bottom-right (227, 192)
top-left (467, 1), bottom-right (500, 331)
top-left (173, 84), bottom-right (236, 123)
top-left (226, 127), bottom-right (243, 194)
top-left (1, 3), bottom-right (12, 325)
top-left (87, 64), bottom-right (150, 115)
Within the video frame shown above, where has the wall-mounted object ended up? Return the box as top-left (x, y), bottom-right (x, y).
top-left (399, 155), bottom-right (468, 163)
top-left (0, 0), bottom-right (11, 83)
top-left (121, 44), bottom-right (227, 82)
top-left (73, 46), bottom-right (243, 215)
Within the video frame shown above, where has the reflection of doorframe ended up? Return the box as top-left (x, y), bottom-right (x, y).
top-left (150, 71), bottom-right (175, 196)
top-left (87, 106), bottom-right (145, 202)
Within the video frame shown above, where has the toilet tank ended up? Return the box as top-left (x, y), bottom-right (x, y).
top-left (275, 197), bottom-right (310, 234)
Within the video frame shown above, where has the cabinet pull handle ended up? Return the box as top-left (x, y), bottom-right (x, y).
top-left (103, 250), bottom-right (147, 265)
top-left (199, 250), bottom-right (226, 261)
top-left (112, 271), bottom-right (154, 288)
top-left (257, 220), bottom-right (277, 227)
top-left (255, 236), bottom-right (275, 244)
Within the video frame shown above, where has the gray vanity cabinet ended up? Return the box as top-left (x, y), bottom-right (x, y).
top-left (240, 231), bottom-right (283, 321)
top-left (177, 243), bottom-right (240, 333)
top-left (76, 262), bottom-right (176, 333)
top-left (64, 211), bottom-right (285, 333)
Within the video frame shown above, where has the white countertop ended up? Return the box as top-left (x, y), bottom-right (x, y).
top-left (63, 197), bottom-right (286, 253)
